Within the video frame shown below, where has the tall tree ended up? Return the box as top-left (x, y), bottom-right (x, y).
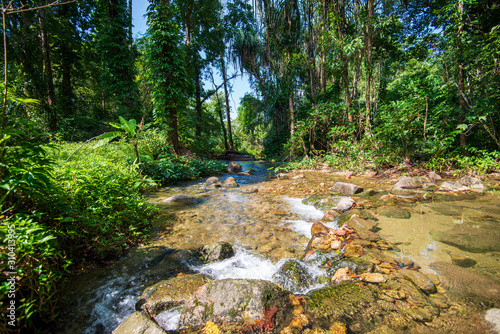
top-left (94, 0), bottom-right (139, 119)
top-left (146, 0), bottom-right (187, 154)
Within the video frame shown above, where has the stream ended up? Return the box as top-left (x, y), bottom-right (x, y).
top-left (52, 162), bottom-right (500, 333)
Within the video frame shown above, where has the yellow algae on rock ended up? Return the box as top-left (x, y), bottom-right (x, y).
top-left (203, 321), bottom-right (221, 334)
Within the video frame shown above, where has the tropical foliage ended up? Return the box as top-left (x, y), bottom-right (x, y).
top-left (0, 0), bottom-right (499, 331)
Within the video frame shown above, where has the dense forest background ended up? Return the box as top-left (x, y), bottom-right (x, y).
top-left (0, 0), bottom-right (499, 331)
top-left (1, 0), bottom-right (499, 163)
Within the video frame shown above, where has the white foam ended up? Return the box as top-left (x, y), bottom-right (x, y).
top-left (155, 306), bottom-right (183, 331)
top-left (191, 249), bottom-right (330, 295)
top-left (272, 258), bottom-right (329, 294)
top-left (486, 309), bottom-right (500, 333)
top-left (283, 196), bottom-right (325, 220)
top-left (82, 276), bottom-right (142, 334)
top-left (283, 220), bottom-right (338, 239)
top-left (190, 248), bottom-right (276, 280)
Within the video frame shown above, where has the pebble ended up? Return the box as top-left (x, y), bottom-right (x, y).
top-left (360, 273), bottom-right (387, 283)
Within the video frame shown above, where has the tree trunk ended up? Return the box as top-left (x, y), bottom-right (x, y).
top-left (216, 94), bottom-right (229, 151)
top-left (221, 53), bottom-right (234, 150)
top-left (39, 8), bottom-right (57, 132)
top-left (289, 90), bottom-right (295, 138)
top-left (364, 0), bottom-right (374, 133)
top-left (61, 5), bottom-right (73, 117)
top-left (167, 106), bottom-right (180, 154)
top-left (194, 59), bottom-right (202, 138)
top-left (457, 0), bottom-right (469, 156)
top-left (128, 0), bottom-right (132, 43)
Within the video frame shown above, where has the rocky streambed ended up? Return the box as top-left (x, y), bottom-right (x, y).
top-left (53, 162), bottom-right (500, 334)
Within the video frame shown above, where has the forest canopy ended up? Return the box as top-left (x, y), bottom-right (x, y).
top-left (0, 0), bottom-right (498, 165)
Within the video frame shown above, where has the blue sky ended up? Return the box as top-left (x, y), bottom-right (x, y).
top-left (131, 0), bottom-right (252, 120)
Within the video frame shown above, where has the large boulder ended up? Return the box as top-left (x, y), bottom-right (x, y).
top-left (393, 176), bottom-right (421, 189)
top-left (336, 197), bottom-right (356, 213)
top-left (179, 279), bottom-right (293, 329)
top-left (200, 242), bottom-right (235, 262)
top-left (227, 162), bottom-right (242, 173)
top-left (329, 182), bottom-right (364, 195)
top-left (113, 311), bottom-right (166, 334)
top-left (136, 274), bottom-right (211, 317)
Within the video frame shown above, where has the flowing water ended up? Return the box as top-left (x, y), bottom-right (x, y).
top-left (52, 163), bottom-right (500, 333)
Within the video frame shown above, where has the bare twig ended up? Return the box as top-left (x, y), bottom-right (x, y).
top-left (65, 133), bottom-right (107, 162)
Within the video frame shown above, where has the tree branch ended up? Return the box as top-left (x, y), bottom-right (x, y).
top-left (3, 0), bottom-right (75, 15)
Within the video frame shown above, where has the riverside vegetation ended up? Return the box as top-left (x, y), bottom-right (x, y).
top-left (1, 0), bottom-right (499, 332)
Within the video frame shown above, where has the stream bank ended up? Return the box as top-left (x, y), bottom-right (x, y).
top-left (52, 162), bottom-right (500, 333)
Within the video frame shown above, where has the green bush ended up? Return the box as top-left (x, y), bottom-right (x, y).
top-left (0, 214), bottom-right (70, 331)
top-left (140, 154), bottom-right (226, 184)
top-left (49, 142), bottom-right (158, 259)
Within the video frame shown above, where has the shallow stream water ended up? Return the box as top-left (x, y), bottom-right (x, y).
top-left (52, 162), bottom-right (500, 333)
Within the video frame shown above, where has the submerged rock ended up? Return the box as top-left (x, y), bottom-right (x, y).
top-left (329, 182), bottom-right (364, 195)
top-left (393, 176), bottom-right (421, 189)
top-left (322, 209), bottom-right (340, 221)
top-left (359, 189), bottom-right (378, 197)
top-left (228, 162), bottom-right (242, 173)
top-left (378, 206), bottom-right (411, 219)
top-left (272, 259), bottom-right (313, 293)
top-left (179, 279), bottom-right (293, 329)
top-left (438, 181), bottom-right (469, 192)
top-left (396, 269), bottom-right (437, 295)
top-left (136, 274), bottom-right (211, 317)
top-left (448, 253), bottom-right (477, 268)
top-left (430, 221), bottom-right (500, 253)
top-left (431, 261), bottom-right (500, 306)
top-left (306, 282), bottom-right (376, 327)
top-left (332, 267), bottom-right (354, 283)
top-left (348, 215), bottom-right (377, 231)
top-left (201, 242), bottom-right (235, 262)
top-left (113, 311), bottom-right (166, 334)
top-left (162, 194), bottom-right (197, 203)
top-left (337, 197), bottom-right (356, 213)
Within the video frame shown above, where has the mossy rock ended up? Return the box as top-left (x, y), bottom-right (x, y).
top-left (378, 206), bottom-right (411, 219)
top-left (302, 195), bottom-right (342, 211)
top-left (305, 282), bottom-right (377, 328)
top-left (136, 274), bottom-right (211, 316)
top-left (272, 259), bottom-right (313, 293)
top-left (179, 279), bottom-right (293, 331)
top-left (350, 208), bottom-right (378, 221)
top-left (358, 189), bottom-right (378, 197)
